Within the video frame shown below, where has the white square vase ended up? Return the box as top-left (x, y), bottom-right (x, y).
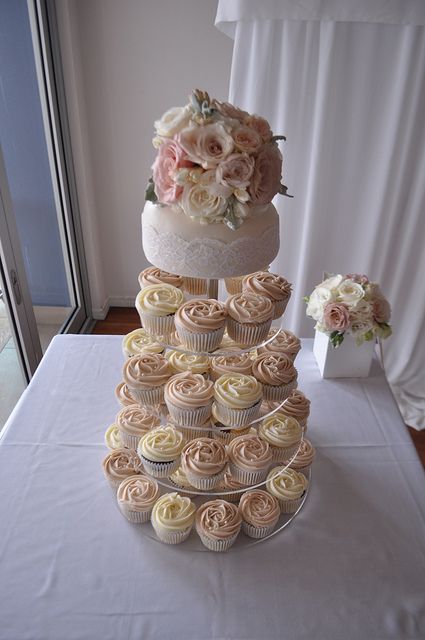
top-left (313, 330), bottom-right (375, 378)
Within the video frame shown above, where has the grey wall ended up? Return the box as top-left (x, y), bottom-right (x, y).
top-left (0, 0), bottom-right (70, 306)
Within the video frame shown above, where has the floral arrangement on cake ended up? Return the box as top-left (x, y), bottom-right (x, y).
top-left (305, 274), bottom-right (392, 347)
top-left (145, 89), bottom-right (291, 230)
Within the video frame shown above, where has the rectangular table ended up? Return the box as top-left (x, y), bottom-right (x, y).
top-left (0, 335), bottom-right (424, 640)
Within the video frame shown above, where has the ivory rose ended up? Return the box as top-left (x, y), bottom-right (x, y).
top-left (337, 279), bottom-right (365, 307)
top-left (180, 172), bottom-right (232, 223)
top-left (154, 106), bottom-right (192, 138)
top-left (152, 139), bottom-right (194, 204)
top-left (249, 143), bottom-right (282, 205)
top-left (323, 303), bottom-right (350, 332)
top-left (178, 123), bottom-right (234, 169)
top-left (216, 153), bottom-right (254, 189)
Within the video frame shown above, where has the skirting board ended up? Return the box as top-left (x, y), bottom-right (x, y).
top-left (92, 296), bottom-right (135, 320)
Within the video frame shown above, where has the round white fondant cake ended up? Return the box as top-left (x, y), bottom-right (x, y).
top-left (142, 202), bottom-right (280, 278)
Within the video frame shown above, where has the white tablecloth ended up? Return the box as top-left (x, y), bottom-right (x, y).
top-left (0, 335), bottom-right (424, 640)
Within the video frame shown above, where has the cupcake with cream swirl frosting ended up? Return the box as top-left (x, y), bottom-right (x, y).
top-left (136, 283), bottom-right (184, 337)
top-left (164, 371), bottom-right (214, 426)
top-left (104, 424), bottom-right (122, 450)
top-left (239, 489), bottom-right (280, 538)
top-left (175, 299), bottom-right (227, 352)
top-left (213, 373), bottom-right (262, 428)
top-left (122, 328), bottom-right (164, 358)
top-left (123, 353), bottom-right (171, 406)
top-left (181, 437), bottom-right (228, 490)
top-left (137, 425), bottom-right (184, 477)
top-left (166, 350), bottom-right (210, 377)
top-left (117, 474), bottom-right (159, 523)
top-left (258, 413), bottom-right (302, 462)
top-left (196, 499), bottom-right (242, 551)
top-left (226, 292), bottom-right (273, 346)
top-left (151, 492), bottom-right (196, 544)
top-left (252, 352), bottom-right (298, 402)
top-left (266, 466), bottom-right (309, 513)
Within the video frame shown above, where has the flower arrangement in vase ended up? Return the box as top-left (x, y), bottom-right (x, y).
top-left (305, 273), bottom-right (392, 348)
top-left (145, 89), bottom-right (292, 230)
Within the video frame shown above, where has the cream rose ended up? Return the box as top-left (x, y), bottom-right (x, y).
top-left (154, 105), bottom-right (192, 138)
top-left (337, 279), bottom-right (365, 308)
top-left (319, 274), bottom-right (344, 291)
top-left (181, 177), bottom-right (231, 223)
top-left (178, 122), bottom-right (234, 169)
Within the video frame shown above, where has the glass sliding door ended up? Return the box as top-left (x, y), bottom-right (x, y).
top-left (0, 0), bottom-right (91, 360)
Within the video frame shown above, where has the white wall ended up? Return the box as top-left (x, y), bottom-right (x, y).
top-left (57, 0), bottom-right (233, 318)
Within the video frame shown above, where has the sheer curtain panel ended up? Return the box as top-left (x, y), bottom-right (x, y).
top-left (216, 0), bottom-right (425, 429)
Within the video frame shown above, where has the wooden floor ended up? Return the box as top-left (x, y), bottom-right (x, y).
top-left (93, 307), bottom-right (425, 469)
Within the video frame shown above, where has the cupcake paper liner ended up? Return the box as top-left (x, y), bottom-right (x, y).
top-left (152, 523), bottom-right (193, 545)
top-left (197, 530), bottom-right (240, 552)
top-left (212, 400), bottom-right (261, 429)
top-left (127, 384), bottom-right (165, 406)
top-left (224, 277), bottom-right (243, 295)
top-left (118, 431), bottom-right (142, 451)
top-left (228, 462), bottom-right (268, 486)
top-left (118, 502), bottom-right (152, 524)
top-left (166, 400), bottom-right (212, 427)
top-left (175, 325), bottom-right (225, 353)
top-left (138, 312), bottom-right (175, 338)
top-left (271, 297), bottom-right (290, 321)
top-left (242, 520), bottom-right (277, 539)
top-left (184, 468), bottom-right (225, 490)
top-left (183, 277), bottom-right (207, 295)
top-left (226, 316), bottom-right (272, 347)
top-left (278, 494), bottom-right (305, 514)
top-left (262, 378), bottom-right (298, 403)
top-left (269, 441), bottom-right (302, 463)
top-left (140, 456), bottom-right (180, 479)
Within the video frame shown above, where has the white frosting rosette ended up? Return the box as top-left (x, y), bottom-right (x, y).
top-left (213, 373), bottom-right (262, 428)
top-left (104, 424), bottom-right (122, 450)
top-left (266, 466), bottom-right (309, 513)
top-left (259, 413), bottom-right (302, 462)
top-left (226, 292), bottom-right (273, 346)
top-left (239, 489), bottom-right (280, 538)
top-left (137, 425), bottom-right (184, 478)
top-left (166, 350), bottom-right (210, 376)
top-left (135, 283), bottom-right (184, 336)
top-left (151, 492), bottom-right (196, 544)
top-left (196, 499), bottom-right (242, 552)
top-left (164, 371), bottom-right (214, 426)
top-left (122, 328), bottom-right (164, 358)
top-left (117, 474), bottom-right (159, 523)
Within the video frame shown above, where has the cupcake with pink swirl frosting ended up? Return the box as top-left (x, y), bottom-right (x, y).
top-left (226, 291), bottom-right (273, 346)
top-left (102, 448), bottom-right (141, 489)
top-left (217, 469), bottom-right (249, 503)
top-left (116, 404), bottom-right (160, 449)
top-left (196, 499), bottom-right (242, 551)
top-left (285, 438), bottom-right (315, 476)
top-left (115, 381), bottom-right (139, 407)
top-left (123, 353), bottom-right (171, 406)
top-left (243, 271), bottom-right (292, 320)
top-left (165, 371), bottom-right (214, 426)
top-left (280, 389), bottom-right (311, 432)
top-left (138, 266), bottom-right (183, 290)
top-left (258, 413), bottom-right (302, 462)
top-left (252, 352), bottom-right (298, 402)
top-left (117, 474), bottom-right (159, 523)
top-left (210, 352), bottom-right (252, 382)
top-left (258, 329), bottom-right (301, 362)
top-left (181, 437), bottom-right (228, 489)
top-left (239, 489), bottom-right (280, 538)
top-left (227, 434), bottom-right (272, 485)
top-left (175, 299), bottom-right (227, 352)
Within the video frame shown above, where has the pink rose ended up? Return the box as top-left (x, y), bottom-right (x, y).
top-left (244, 115), bottom-right (273, 142)
top-left (232, 125), bottom-right (262, 154)
top-left (178, 123), bottom-right (234, 169)
top-left (346, 273), bottom-right (369, 285)
top-left (373, 296), bottom-right (391, 323)
top-left (152, 139), bottom-right (193, 204)
top-left (216, 153), bottom-right (255, 189)
top-left (249, 143), bottom-right (282, 205)
top-left (323, 303), bottom-right (351, 332)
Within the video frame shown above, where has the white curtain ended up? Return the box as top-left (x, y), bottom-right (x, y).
top-left (216, 0), bottom-right (425, 429)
